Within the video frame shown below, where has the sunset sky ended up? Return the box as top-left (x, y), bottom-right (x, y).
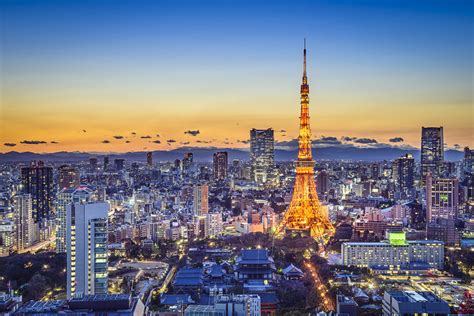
top-left (1, 0), bottom-right (473, 153)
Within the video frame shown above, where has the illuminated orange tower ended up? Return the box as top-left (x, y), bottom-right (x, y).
top-left (278, 40), bottom-right (335, 241)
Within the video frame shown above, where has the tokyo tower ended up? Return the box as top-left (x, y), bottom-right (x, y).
top-left (277, 40), bottom-right (335, 242)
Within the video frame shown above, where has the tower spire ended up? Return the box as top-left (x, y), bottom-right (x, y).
top-left (303, 38), bottom-right (307, 84)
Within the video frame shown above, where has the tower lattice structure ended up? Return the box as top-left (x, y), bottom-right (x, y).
top-left (277, 41), bottom-right (335, 241)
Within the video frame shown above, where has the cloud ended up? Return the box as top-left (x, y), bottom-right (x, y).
top-left (314, 136), bottom-right (342, 145)
top-left (279, 129), bottom-right (286, 133)
top-left (113, 135), bottom-right (124, 139)
top-left (354, 138), bottom-right (378, 144)
top-left (389, 137), bottom-right (404, 143)
top-left (51, 141), bottom-right (59, 144)
top-left (184, 130), bottom-right (200, 136)
top-left (156, 134), bottom-right (160, 137)
top-left (196, 140), bottom-right (212, 144)
top-left (237, 139), bottom-right (250, 144)
top-left (125, 140), bottom-right (131, 143)
top-left (20, 140), bottom-right (47, 145)
top-left (82, 129), bottom-right (87, 133)
top-left (141, 135), bottom-right (152, 139)
top-left (102, 140), bottom-right (111, 144)
top-left (341, 136), bottom-right (357, 142)
top-left (152, 140), bottom-right (161, 144)
top-left (4, 143), bottom-right (16, 147)
top-left (453, 144), bottom-right (461, 150)
top-left (131, 132), bottom-right (136, 136)
top-left (181, 141), bottom-right (190, 145)
top-left (167, 139), bottom-right (176, 143)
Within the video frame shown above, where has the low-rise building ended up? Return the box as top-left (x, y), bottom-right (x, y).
top-left (382, 291), bottom-right (450, 316)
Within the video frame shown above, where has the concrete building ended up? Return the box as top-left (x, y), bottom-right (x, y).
top-left (193, 184), bottom-right (209, 216)
top-left (67, 202), bottom-right (109, 298)
top-left (342, 232), bottom-right (444, 272)
top-left (426, 176), bottom-right (459, 222)
top-left (421, 126), bottom-right (444, 182)
top-left (382, 291), bottom-right (450, 316)
top-left (250, 128), bottom-right (274, 184)
top-left (58, 165), bottom-right (80, 190)
top-left (184, 294), bottom-right (260, 316)
top-left (14, 194), bottom-right (35, 251)
top-left (0, 220), bottom-right (14, 257)
top-left (206, 213), bottom-right (223, 238)
top-left (213, 152), bottom-right (228, 181)
top-left (56, 186), bottom-right (94, 253)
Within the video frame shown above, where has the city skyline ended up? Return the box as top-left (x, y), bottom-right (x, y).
top-left (1, 0), bottom-right (473, 153)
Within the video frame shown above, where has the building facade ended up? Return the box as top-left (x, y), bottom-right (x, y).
top-left (14, 194), bottom-right (35, 251)
top-left (67, 202), bottom-right (109, 298)
top-left (58, 165), bottom-right (80, 190)
top-left (193, 184), bottom-right (209, 216)
top-left (421, 126), bottom-right (444, 182)
top-left (426, 175), bottom-right (459, 222)
top-left (213, 151), bottom-right (228, 181)
top-left (250, 128), bottom-right (274, 184)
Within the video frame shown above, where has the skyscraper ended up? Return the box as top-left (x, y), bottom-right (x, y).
top-left (56, 186), bottom-right (94, 253)
top-left (20, 161), bottom-right (53, 224)
top-left (58, 165), bottom-right (80, 189)
top-left (278, 41), bottom-right (334, 241)
top-left (183, 153), bottom-right (193, 170)
top-left (67, 202), bottom-right (109, 298)
top-left (213, 151), bottom-right (228, 181)
top-left (392, 154), bottom-right (415, 197)
top-left (147, 152), bottom-right (153, 167)
top-left (426, 175), bottom-right (459, 222)
top-left (463, 147), bottom-right (474, 177)
top-left (421, 127), bottom-right (444, 182)
top-left (114, 158), bottom-right (125, 171)
top-left (89, 158), bottom-right (98, 171)
top-left (193, 184), bottom-right (209, 216)
top-left (13, 194), bottom-right (34, 251)
top-left (250, 128), bottom-right (274, 184)
top-left (103, 157), bottom-right (109, 171)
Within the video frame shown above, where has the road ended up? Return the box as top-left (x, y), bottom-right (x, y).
top-left (305, 261), bottom-right (335, 312)
top-left (18, 236), bottom-right (55, 254)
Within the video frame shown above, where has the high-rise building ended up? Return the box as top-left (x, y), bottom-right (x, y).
top-left (463, 147), bottom-right (474, 177)
top-left (316, 170), bottom-right (329, 198)
top-left (0, 220), bottom-right (14, 257)
top-left (278, 41), bottom-right (334, 240)
top-left (426, 175), bottom-right (459, 222)
top-left (427, 217), bottom-right (460, 246)
top-left (13, 194), bottom-right (35, 251)
top-left (213, 151), bottom-right (228, 181)
top-left (421, 127), bottom-right (444, 182)
top-left (103, 157), bottom-right (109, 171)
top-left (58, 165), bottom-right (80, 189)
top-left (56, 186), bottom-right (94, 253)
top-left (89, 158), bottom-right (98, 171)
top-left (193, 184), bottom-right (208, 216)
top-left (146, 152), bottom-right (153, 167)
top-left (206, 213), bottom-right (223, 238)
top-left (183, 153), bottom-right (193, 170)
top-left (20, 161), bottom-right (53, 224)
top-left (67, 202), bottom-right (109, 298)
top-left (114, 158), bottom-right (125, 171)
top-left (250, 128), bottom-right (274, 184)
top-left (392, 154), bottom-right (415, 197)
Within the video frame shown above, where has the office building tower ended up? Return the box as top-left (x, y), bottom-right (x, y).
top-left (103, 157), bottom-right (109, 171)
top-left (193, 184), bottom-right (208, 216)
top-left (392, 154), bottom-right (415, 197)
top-left (342, 232), bottom-right (444, 272)
top-left (206, 213), bottom-right (223, 237)
top-left (0, 220), bottom-right (14, 257)
top-left (114, 158), bottom-right (125, 171)
top-left (183, 153), bottom-right (193, 170)
top-left (56, 186), bottom-right (94, 253)
top-left (89, 158), bottom-right (98, 171)
top-left (146, 152), bottom-right (153, 167)
top-left (250, 128), bottom-right (274, 184)
top-left (20, 161), bottom-right (53, 224)
top-left (427, 217), bottom-right (460, 246)
top-left (463, 147), bottom-right (474, 177)
top-left (421, 127), bottom-right (444, 182)
top-left (58, 165), bottom-right (80, 189)
top-left (213, 151), bottom-right (228, 181)
top-left (382, 291), bottom-right (450, 316)
top-left (336, 295), bottom-right (358, 316)
top-left (316, 170), bottom-right (329, 197)
top-left (13, 194), bottom-right (35, 251)
top-left (67, 202), bottom-right (109, 298)
top-left (426, 175), bottom-right (459, 222)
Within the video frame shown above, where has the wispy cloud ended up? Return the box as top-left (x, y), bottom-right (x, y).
top-left (20, 140), bottom-right (47, 145)
top-left (4, 143), bottom-right (16, 147)
top-left (184, 130), bottom-right (200, 136)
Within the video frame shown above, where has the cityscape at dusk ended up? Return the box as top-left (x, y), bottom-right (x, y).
top-left (0, 1), bottom-right (473, 316)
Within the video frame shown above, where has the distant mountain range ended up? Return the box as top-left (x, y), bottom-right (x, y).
top-left (0, 147), bottom-right (464, 162)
